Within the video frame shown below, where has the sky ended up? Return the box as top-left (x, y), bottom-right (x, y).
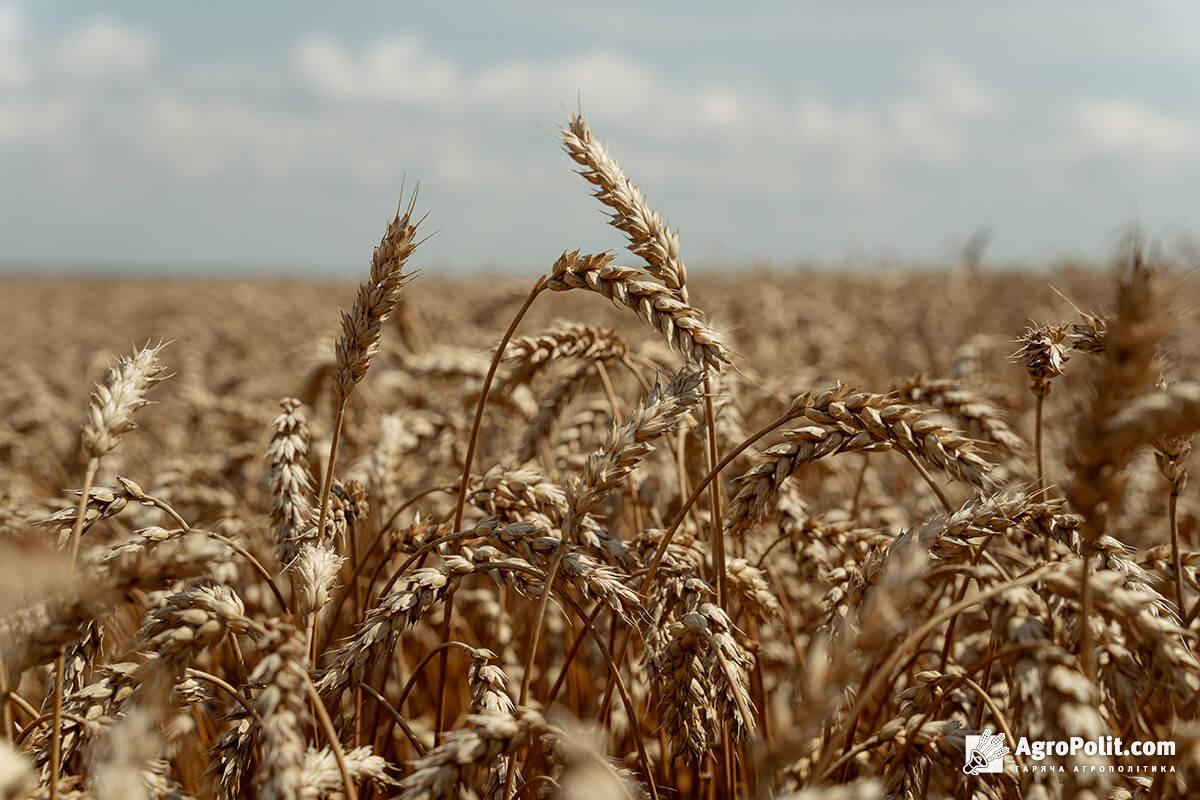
top-left (0, 1), bottom-right (1197, 275)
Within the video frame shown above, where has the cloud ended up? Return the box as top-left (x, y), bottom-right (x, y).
top-left (885, 58), bottom-right (995, 169)
top-left (912, 58), bottom-right (994, 119)
top-left (54, 17), bottom-right (159, 81)
top-left (2, 23), bottom-right (1006, 209)
top-left (0, 5), bottom-right (31, 89)
top-left (0, 96), bottom-right (76, 145)
top-left (287, 32), bottom-right (1003, 194)
top-left (3, 12), bottom-right (1197, 269)
top-left (139, 93), bottom-right (293, 178)
top-left (294, 35), bottom-right (687, 127)
top-left (1071, 98), bottom-right (1197, 168)
top-left (0, 5), bottom-right (23, 43)
top-left (295, 33), bottom-right (461, 107)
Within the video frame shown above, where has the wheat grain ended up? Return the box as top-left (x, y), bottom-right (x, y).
top-left (250, 621), bottom-right (308, 800)
top-left (81, 342), bottom-right (170, 460)
top-left (268, 398), bottom-right (315, 568)
top-left (562, 115), bottom-right (689, 301)
top-left (333, 202), bottom-right (421, 401)
top-left (544, 251), bottom-right (728, 371)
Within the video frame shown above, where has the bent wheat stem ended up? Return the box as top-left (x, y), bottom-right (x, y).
top-left (302, 671), bottom-right (357, 800)
top-left (442, 279), bottom-right (546, 742)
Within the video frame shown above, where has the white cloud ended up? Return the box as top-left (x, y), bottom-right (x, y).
top-left (884, 58), bottom-right (995, 168)
top-left (0, 5), bottom-right (23, 42)
top-left (287, 32), bottom-right (1003, 193)
top-left (0, 96), bottom-right (75, 144)
top-left (295, 36), bottom-right (671, 126)
top-left (1071, 98), bottom-right (1197, 167)
top-left (295, 33), bottom-right (461, 106)
top-left (0, 6), bottom-right (31, 89)
top-left (0, 23), bottom-right (926, 201)
top-left (912, 58), bottom-right (994, 119)
top-left (4, 14), bottom-right (1196, 268)
top-left (54, 17), bottom-right (159, 80)
top-left (0, 21), bottom-right (1017, 206)
top-left (140, 93), bottom-right (290, 178)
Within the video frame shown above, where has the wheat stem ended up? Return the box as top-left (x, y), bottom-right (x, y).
top-left (1080, 543), bottom-right (1094, 680)
top-left (440, 280), bottom-right (545, 746)
top-left (1034, 393), bottom-right (1046, 492)
top-left (314, 397), bottom-right (347, 580)
top-left (1169, 490), bottom-right (1184, 615)
top-left (303, 671), bottom-right (357, 800)
top-left (901, 450), bottom-right (953, 514)
top-left (51, 455), bottom-right (98, 800)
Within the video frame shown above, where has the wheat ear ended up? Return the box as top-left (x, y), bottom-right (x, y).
top-left (315, 196), bottom-right (421, 596)
top-left (562, 113), bottom-right (689, 301)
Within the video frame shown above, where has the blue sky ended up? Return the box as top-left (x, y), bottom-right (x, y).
top-left (1, 1), bottom-right (1197, 274)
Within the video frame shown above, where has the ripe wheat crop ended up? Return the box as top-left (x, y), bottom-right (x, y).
top-left (0, 114), bottom-right (1198, 799)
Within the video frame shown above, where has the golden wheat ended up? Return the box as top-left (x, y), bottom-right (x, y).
top-left (0, 113), bottom-right (1197, 800)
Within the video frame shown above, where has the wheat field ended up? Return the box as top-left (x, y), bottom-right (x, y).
top-left (1, 115), bottom-right (1199, 800)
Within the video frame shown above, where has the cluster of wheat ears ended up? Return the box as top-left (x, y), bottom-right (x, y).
top-left (0, 114), bottom-right (1198, 800)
